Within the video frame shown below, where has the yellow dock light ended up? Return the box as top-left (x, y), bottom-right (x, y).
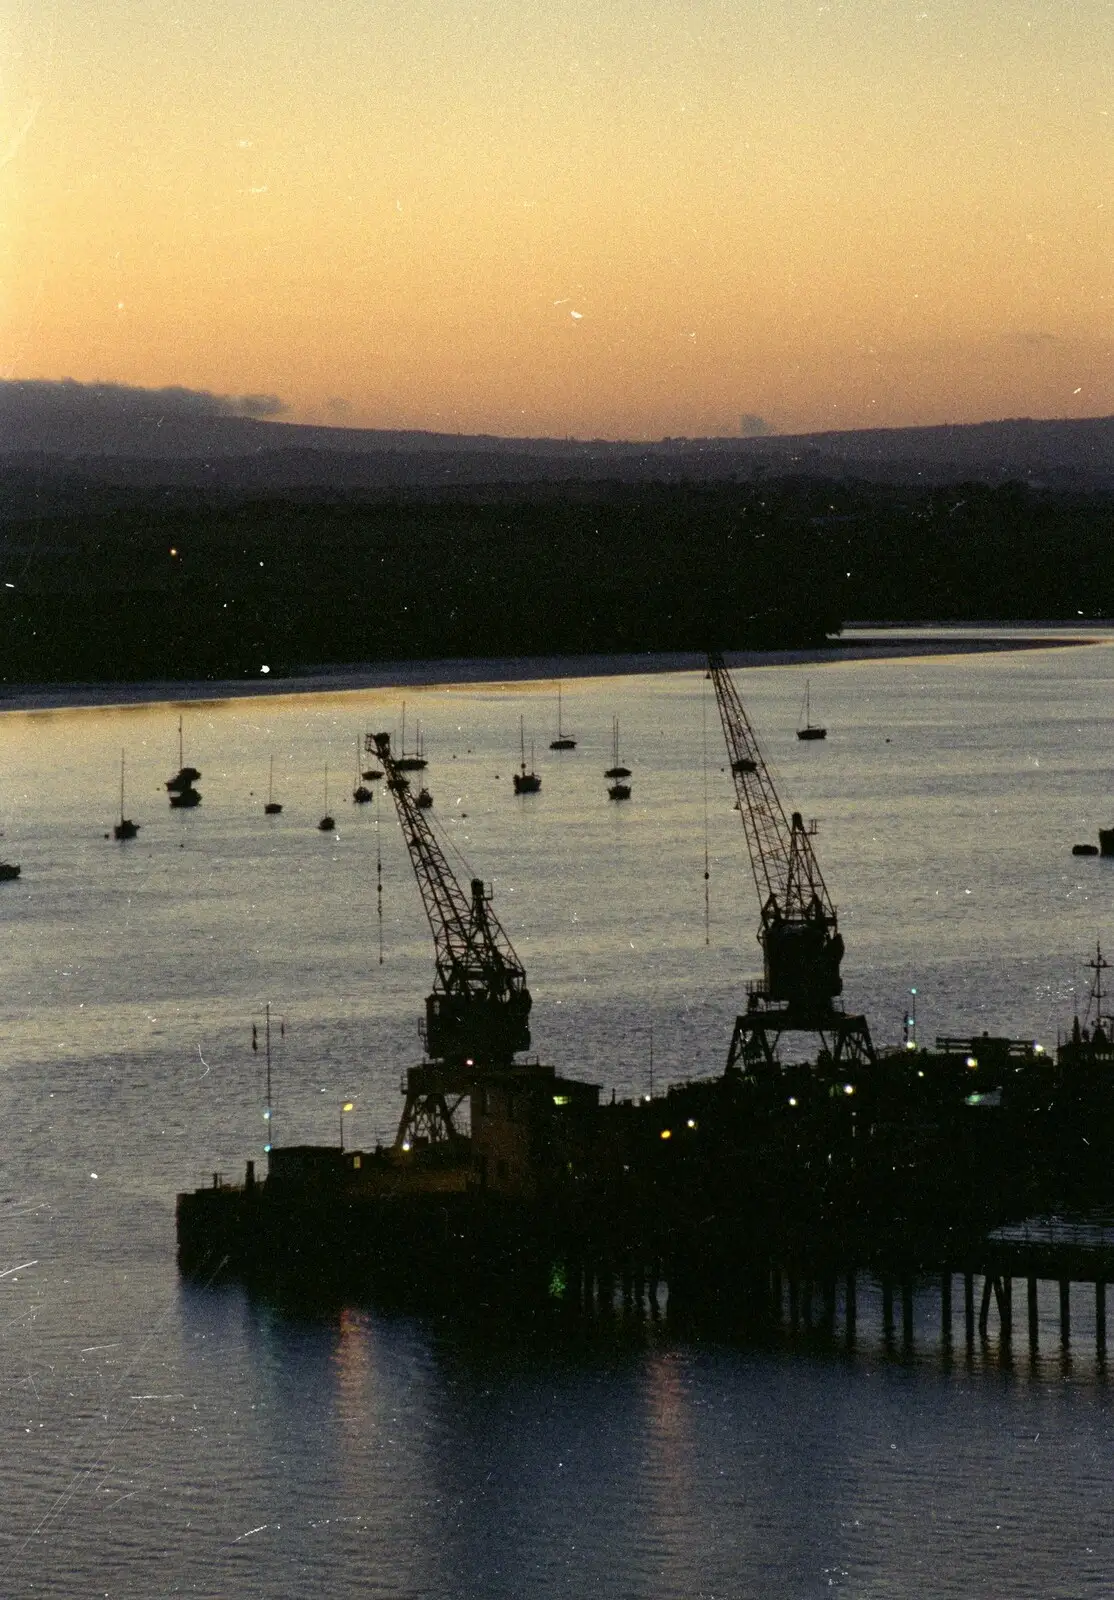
top-left (660, 1129), bottom-right (672, 1140)
top-left (340, 1101), bottom-right (354, 1149)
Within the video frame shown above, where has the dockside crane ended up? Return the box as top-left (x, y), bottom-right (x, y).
top-left (707, 654), bottom-right (874, 1072)
top-left (370, 730), bottom-right (534, 1149)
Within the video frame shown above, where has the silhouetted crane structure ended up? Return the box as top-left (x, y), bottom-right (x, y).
top-left (371, 730), bottom-right (533, 1151)
top-left (707, 654), bottom-right (874, 1072)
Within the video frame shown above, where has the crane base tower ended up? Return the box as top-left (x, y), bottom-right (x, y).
top-left (726, 1001), bottom-right (876, 1074)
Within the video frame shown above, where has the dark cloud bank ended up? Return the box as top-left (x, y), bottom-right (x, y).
top-left (0, 379), bottom-right (286, 456)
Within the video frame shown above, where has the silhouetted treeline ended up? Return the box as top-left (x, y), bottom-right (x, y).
top-left (0, 477), bottom-right (1109, 682)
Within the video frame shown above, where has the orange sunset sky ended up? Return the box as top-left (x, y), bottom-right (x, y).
top-left (3, 0), bottom-right (1112, 439)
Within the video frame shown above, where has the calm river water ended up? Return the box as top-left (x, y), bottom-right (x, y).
top-left (0, 629), bottom-right (1112, 1597)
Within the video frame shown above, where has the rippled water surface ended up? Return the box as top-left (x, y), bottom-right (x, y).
top-left (1, 630), bottom-right (1113, 1596)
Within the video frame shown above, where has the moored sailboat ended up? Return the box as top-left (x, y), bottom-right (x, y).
top-left (549, 684), bottom-right (577, 750)
top-left (796, 680), bottom-right (827, 741)
top-left (353, 736), bottom-right (373, 804)
top-left (395, 705), bottom-right (428, 772)
top-left (318, 764), bottom-right (336, 831)
top-left (114, 749), bottom-right (140, 839)
top-left (513, 718), bottom-right (541, 794)
top-left (167, 715), bottom-right (202, 806)
top-left (606, 718), bottom-right (631, 800)
top-left (264, 755), bottom-right (283, 815)
top-left (361, 730), bottom-right (384, 782)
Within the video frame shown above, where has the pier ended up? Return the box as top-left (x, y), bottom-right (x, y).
top-left (655, 1218), bottom-right (1114, 1364)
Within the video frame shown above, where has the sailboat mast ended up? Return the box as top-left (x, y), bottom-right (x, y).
top-left (265, 1003), bottom-right (273, 1139)
top-left (376, 788), bottom-right (384, 966)
top-left (1088, 942), bottom-right (1110, 1030)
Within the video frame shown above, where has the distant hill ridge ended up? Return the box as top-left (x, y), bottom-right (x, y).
top-left (2, 393), bottom-right (1114, 490)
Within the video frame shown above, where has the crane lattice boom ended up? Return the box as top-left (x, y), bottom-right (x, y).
top-left (707, 654), bottom-right (846, 1017)
top-left (372, 731), bottom-right (531, 1067)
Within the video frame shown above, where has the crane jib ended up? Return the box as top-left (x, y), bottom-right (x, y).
top-left (707, 654), bottom-right (848, 1020)
top-left (372, 730), bottom-right (531, 1068)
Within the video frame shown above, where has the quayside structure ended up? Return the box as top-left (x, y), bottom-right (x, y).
top-left (707, 652), bottom-right (874, 1071)
top-left (177, 687), bottom-right (1114, 1301)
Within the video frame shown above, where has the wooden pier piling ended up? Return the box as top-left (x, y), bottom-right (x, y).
top-left (941, 1271), bottom-right (952, 1343)
top-left (1097, 1280), bottom-right (1106, 1352)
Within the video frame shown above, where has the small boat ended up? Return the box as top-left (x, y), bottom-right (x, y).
top-left (167, 715), bottom-right (202, 805)
top-left (796, 680), bottom-right (827, 741)
top-left (113, 749), bottom-right (140, 840)
top-left (360, 730), bottom-right (384, 782)
top-left (416, 786), bottom-right (433, 809)
top-left (1060, 942), bottom-right (1114, 1067)
top-left (604, 718), bottom-right (631, 779)
top-left (395, 705), bottom-right (428, 772)
top-left (1073, 844), bottom-right (1099, 856)
top-left (264, 755), bottom-right (283, 815)
top-left (549, 684), bottom-right (577, 750)
top-left (318, 765), bottom-right (335, 831)
top-left (0, 861), bottom-right (20, 881)
top-left (606, 719), bottom-right (631, 800)
top-left (513, 718), bottom-right (541, 794)
top-left (352, 737), bottom-right (373, 804)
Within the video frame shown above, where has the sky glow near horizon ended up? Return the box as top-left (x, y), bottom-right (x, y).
top-left (2, 0), bottom-right (1112, 439)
